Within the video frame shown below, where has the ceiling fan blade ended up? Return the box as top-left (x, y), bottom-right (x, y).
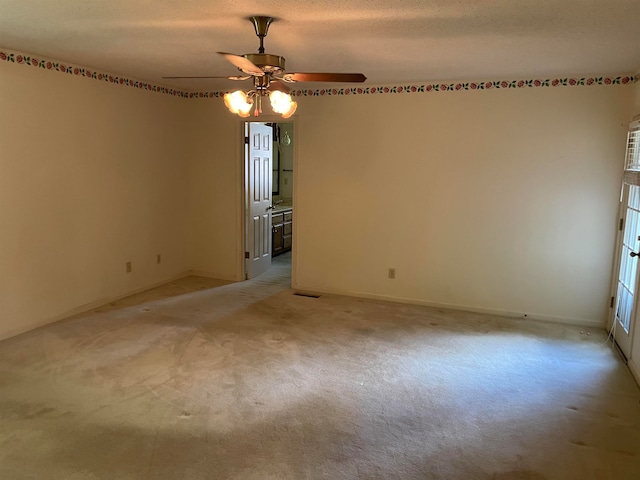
top-left (217, 52), bottom-right (265, 76)
top-left (162, 75), bottom-right (250, 80)
top-left (282, 73), bottom-right (367, 83)
top-left (268, 80), bottom-right (292, 93)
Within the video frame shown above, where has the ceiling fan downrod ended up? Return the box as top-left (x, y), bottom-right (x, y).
top-left (250, 16), bottom-right (273, 54)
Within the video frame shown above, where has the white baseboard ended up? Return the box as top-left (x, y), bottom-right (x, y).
top-left (0, 269), bottom-right (244, 342)
top-left (291, 283), bottom-right (605, 329)
top-left (3, 274), bottom-right (606, 342)
top-left (188, 270), bottom-right (241, 282)
top-left (0, 271), bottom-right (194, 342)
top-left (628, 358), bottom-right (640, 387)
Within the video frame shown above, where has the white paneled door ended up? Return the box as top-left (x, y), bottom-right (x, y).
top-left (246, 122), bottom-right (273, 279)
top-left (612, 183), bottom-right (640, 359)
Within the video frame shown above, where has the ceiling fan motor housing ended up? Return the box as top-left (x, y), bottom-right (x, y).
top-left (243, 53), bottom-right (285, 75)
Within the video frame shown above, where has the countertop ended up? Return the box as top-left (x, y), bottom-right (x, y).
top-left (273, 205), bottom-right (293, 214)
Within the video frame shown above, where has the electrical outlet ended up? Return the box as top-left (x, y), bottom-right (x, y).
top-left (388, 268), bottom-right (396, 279)
top-left (157, 254), bottom-right (161, 264)
top-left (126, 261), bottom-right (132, 273)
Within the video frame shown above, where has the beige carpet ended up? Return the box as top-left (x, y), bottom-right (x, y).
top-left (1, 253), bottom-right (639, 479)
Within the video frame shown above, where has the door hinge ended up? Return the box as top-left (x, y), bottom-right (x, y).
top-left (610, 296), bottom-right (615, 308)
top-left (245, 251), bottom-right (250, 259)
top-left (619, 218), bottom-right (624, 231)
top-left (244, 137), bottom-right (249, 145)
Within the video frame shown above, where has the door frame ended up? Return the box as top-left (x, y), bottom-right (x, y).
top-left (608, 119), bottom-right (640, 361)
top-left (240, 115), bottom-right (298, 284)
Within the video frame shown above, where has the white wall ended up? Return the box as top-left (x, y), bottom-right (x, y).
top-left (292, 85), bottom-right (632, 326)
top-left (184, 115), bottom-right (297, 281)
top-left (633, 80), bottom-right (640, 119)
top-left (0, 60), bottom-right (193, 340)
top-left (185, 102), bottom-right (244, 281)
top-left (1, 53), bottom-right (635, 340)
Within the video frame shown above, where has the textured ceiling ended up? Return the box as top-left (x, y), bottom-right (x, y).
top-left (1, 0), bottom-right (639, 91)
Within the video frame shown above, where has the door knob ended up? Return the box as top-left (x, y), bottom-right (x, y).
top-left (631, 251), bottom-right (639, 257)
top-left (266, 205), bottom-right (275, 211)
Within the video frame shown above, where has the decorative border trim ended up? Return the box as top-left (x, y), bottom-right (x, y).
top-left (0, 50), bottom-right (194, 97)
top-left (291, 75), bottom-right (639, 97)
top-left (1, 48), bottom-right (638, 100)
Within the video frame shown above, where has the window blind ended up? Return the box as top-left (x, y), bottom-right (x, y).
top-left (625, 120), bottom-right (640, 171)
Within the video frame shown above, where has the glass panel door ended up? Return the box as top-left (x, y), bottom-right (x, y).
top-left (613, 184), bottom-right (640, 358)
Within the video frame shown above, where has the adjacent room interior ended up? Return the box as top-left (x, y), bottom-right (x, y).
top-left (1, 1), bottom-right (640, 478)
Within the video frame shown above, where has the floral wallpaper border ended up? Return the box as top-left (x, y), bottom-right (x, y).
top-left (0, 50), bottom-right (193, 97)
top-left (1, 48), bottom-right (638, 100)
top-left (290, 75), bottom-right (639, 97)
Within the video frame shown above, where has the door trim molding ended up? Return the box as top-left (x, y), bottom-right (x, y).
top-left (240, 115), bottom-right (298, 282)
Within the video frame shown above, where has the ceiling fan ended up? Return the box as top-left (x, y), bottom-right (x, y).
top-left (163, 16), bottom-right (367, 117)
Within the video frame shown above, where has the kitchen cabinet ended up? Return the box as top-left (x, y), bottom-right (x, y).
top-left (272, 208), bottom-right (292, 256)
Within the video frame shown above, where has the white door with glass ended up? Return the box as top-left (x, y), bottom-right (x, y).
top-left (612, 184), bottom-right (640, 358)
top-left (246, 122), bottom-right (273, 279)
top-left (611, 121), bottom-right (640, 359)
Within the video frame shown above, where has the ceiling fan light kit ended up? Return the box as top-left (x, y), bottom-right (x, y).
top-left (222, 89), bottom-right (297, 118)
top-left (223, 90), bottom-right (253, 117)
top-left (164, 16), bottom-right (366, 118)
top-left (269, 90), bottom-right (298, 118)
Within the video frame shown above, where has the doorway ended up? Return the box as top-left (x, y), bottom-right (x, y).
top-left (609, 119), bottom-right (640, 360)
top-left (610, 183), bottom-right (640, 359)
top-left (243, 119), bottom-right (296, 281)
